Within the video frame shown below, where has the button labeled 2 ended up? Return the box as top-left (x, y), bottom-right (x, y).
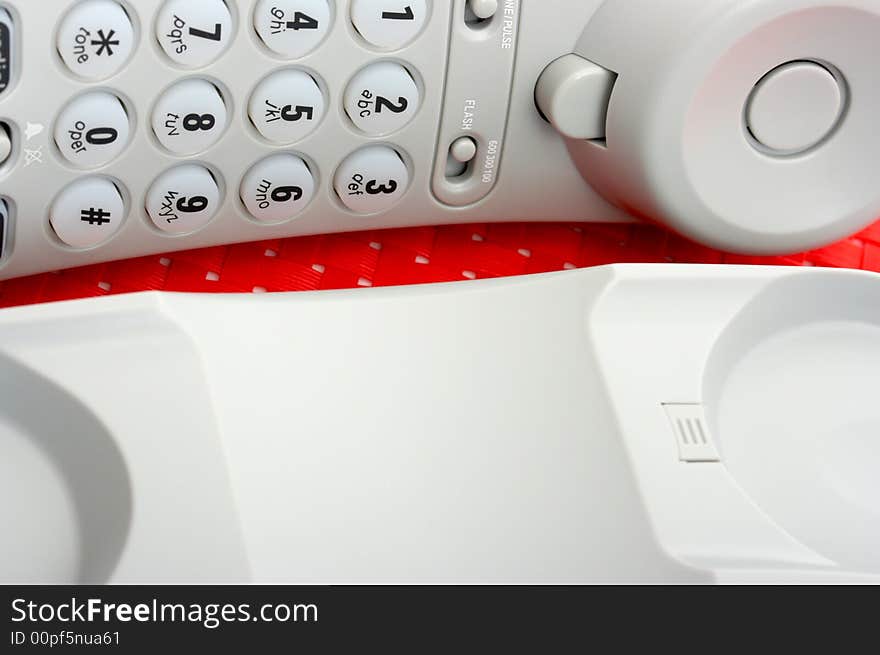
top-left (50, 177), bottom-right (126, 249)
top-left (156, 0), bottom-right (233, 68)
top-left (335, 146), bottom-right (409, 214)
top-left (248, 69), bottom-right (325, 144)
top-left (153, 79), bottom-right (228, 155)
top-left (344, 61), bottom-right (420, 135)
top-left (350, 1), bottom-right (429, 50)
top-left (254, 0), bottom-right (332, 59)
top-left (146, 165), bottom-right (221, 235)
top-left (241, 154), bottom-right (316, 223)
top-left (55, 92), bottom-right (131, 169)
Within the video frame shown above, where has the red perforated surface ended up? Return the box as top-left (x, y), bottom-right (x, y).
top-left (1, 220), bottom-right (878, 308)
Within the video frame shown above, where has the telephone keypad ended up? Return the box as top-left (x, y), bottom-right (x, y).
top-left (54, 91), bottom-right (131, 169)
top-left (152, 78), bottom-right (228, 156)
top-left (146, 164), bottom-right (222, 235)
top-left (248, 69), bottom-right (325, 144)
top-left (241, 153), bottom-right (316, 224)
top-left (0, 0), bottom-right (465, 277)
top-left (253, 0), bottom-right (333, 59)
top-left (156, 0), bottom-right (234, 69)
top-left (57, 0), bottom-right (135, 81)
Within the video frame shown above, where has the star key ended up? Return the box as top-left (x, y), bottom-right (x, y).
top-left (91, 29), bottom-right (120, 57)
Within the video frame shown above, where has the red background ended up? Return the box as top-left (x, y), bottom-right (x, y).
top-left (1, 219), bottom-right (878, 308)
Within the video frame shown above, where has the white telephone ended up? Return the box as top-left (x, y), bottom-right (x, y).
top-left (0, 0), bottom-right (877, 280)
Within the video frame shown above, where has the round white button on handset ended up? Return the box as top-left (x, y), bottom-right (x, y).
top-left (54, 92), bottom-right (130, 169)
top-left (344, 62), bottom-right (420, 135)
top-left (156, 0), bottom-right (233, 69)
top-left (146, 165), bottom-right (221, 235)
top-left (254, 0), bottom-right (332, 59)
top-left (248, 70), bottom-right (325, 144)
top-left (57, 0), bottom-right (135, 81)
top-left (350, 0), bottom-right (429, 50)
top-left (50, 177), bottom-right (126, 249)
top-left (152, 79), bottom-right (228, 156)
top-left (241, 154), bottom-right (316, 224)
top-left (334, 146), bottom-right (409, 214)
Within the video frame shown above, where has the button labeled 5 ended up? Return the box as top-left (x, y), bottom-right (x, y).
top-left (249, 69), bottom-right (325, 144)
top-left (345, 61), bottom-right (420, 135)
top-left (254, 0), bottom-right (332, 59)
top-left (152, 79), bottom-right (228, 156)
top-left (335, 146), bottom-right (409, 214)
top-left (241, 154), bottom-right (316, 224)
top-left (55, 92), bottom-right (130, 169)
top-left (146, 165), bottom-right (221, 235)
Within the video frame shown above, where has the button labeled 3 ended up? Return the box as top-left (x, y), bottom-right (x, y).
top-left (55, 92), bottom-right (130, 169)
top-left (241, 154), bottom-right (316, 224)
top-left (344, 62), bottom-right (420, 135)
top-left (50, 177), bottom-right (126, 249)
top-left (57, 0), bottom-right (135, 81)
top-left (147, 165), bottom-right (221, 235)
top-left (254, 0), bottom-right (332, 59)
top-left (335, 146), bottom-right (409, 214)
top-left (153, 79), bottom-right (228, 156)
top-left (249, 69), bottom-right (325, 144)
top-left (350, 0), bottom-right (429, 50)
top-left (156, 0), bottom-right (233, 69)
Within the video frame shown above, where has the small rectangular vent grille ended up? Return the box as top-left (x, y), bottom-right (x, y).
top-left (663, 404), bottom-right (720, 463)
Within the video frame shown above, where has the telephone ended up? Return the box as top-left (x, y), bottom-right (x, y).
top-left (0, 0), bottom-right (877, 280)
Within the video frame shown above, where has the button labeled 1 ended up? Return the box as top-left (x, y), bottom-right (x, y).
top-left (254, 0), bottom-right (332, 59)
top-left (335, 146), bottom-right (409, 214)
top-left (345, 61), bottom-right (420, 135)
top-left (55, 92), bottom-right (130, 169)
top-left (241, 154), bottom-right (316, 224)
top-left (146, 165), bottom-right (221, 235)
top-left (153, 79), bottom-right (228, 155)
top-left (57, 0), bottom-right (135, 81)
top-left (156, 0), bottom-right (233, 69)
top-left (350, 1), bottom-right (429, 50)
top-left (50, 177), bottom-right (126, 249)
top-left (249, 69), bottom-right (325, 144)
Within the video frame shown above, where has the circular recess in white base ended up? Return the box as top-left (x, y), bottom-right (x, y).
top-left (704, 272), bottom-right (880, 572)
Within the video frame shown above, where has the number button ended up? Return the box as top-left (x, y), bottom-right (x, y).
top-left (254, 0), bottom-right (332, 59)
top-left (152, 79), bottom-right (228, 156)
top-left (334, 146), bottom-right (410, 214)
top-left (156, 0), bottom-right (233, 68)
top-left (350, 1), bottom-right (429, 50)
top-left (344, 62), bottom-right (420, 135)
top-left (241, 154), bottom-right (316, 224)
top-left (248, 69), bottom-right (325, 144)
top-left (57, 0), bottom-right (135, 81)
top-left (50, 177), bottom-right (126, 249)
top-left (146, 165), bottom-right (221, 235)
top-left (54, 92), bottom-right (130, 169)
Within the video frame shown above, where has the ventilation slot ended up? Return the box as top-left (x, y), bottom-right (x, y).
top-left (663, 404), bottom-right (720, 463)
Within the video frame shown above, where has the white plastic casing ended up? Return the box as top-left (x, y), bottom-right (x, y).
top-left (0, 0), bottom-right (878, 278)
top-left (1, 265), bottom-right (878, 583)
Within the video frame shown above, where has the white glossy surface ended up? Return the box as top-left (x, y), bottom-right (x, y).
top-left (0, 265), bottom-right (877, 583)
top-left (240, 153), bottom-right (315, 223)
top-left (248, 68), bottom-right (325, 144)
top-left (50, 176), bottom-right (125, 249)
top-left (152, 78), bottom-right (228, 156)
top-left (57, 0), bottom-right (135, 81)
top-left (54, 91), bottom-right (130, 169)
top-left (253, 0), bottom-right (333, 59)
top-left (146, 164), bottom-right (221, 235)
top-left (155, 0), bottom-right (234, 69)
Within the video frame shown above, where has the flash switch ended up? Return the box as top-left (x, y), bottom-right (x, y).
top-left (450, 136), bottom-right (478, 164)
